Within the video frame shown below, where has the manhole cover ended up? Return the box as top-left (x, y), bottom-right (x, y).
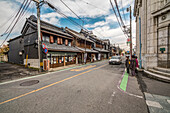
top-left (20, 80), bottom-right (39, 86)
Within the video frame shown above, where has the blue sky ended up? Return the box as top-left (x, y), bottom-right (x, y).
top-left (0, 0), bottom-right (136, 50)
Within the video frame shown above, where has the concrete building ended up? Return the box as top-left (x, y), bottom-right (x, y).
top-left (134, 0), bottom-right (170, 69)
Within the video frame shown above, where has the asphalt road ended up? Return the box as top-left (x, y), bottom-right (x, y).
top-left (0, 60), bottom-right (148, 113)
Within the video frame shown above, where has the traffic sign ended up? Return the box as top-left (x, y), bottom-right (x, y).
top-left (44, 48), bottom-right (48, 54)
top-left (42, 43), bottom-right (46, 49)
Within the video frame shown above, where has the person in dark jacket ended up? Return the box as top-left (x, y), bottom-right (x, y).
top-left (130, 55), bottom-right (136, 76)
top-left (125, 56), bottom-right (130, 73)
top-left (135, 56), bottom-right (139, 75)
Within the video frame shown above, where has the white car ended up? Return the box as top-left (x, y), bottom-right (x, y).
top-left (109, 56), bottom-right (122, 65)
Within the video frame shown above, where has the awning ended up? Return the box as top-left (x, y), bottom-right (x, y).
top-left (76, 47), bottom-right (98, 53)
top-left (94, 48), bottom-right (109, 53)
top-left (47, 52), bottom-right (77, 56)
top-left (45, 43), bottom-right (81, 52)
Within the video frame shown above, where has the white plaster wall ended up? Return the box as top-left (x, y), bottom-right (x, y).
top-left (24, 59), bottom-right (39, 68)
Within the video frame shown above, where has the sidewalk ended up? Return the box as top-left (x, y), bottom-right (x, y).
top-left (137, 71), bottom-right (170, 113)
top-left (144, 92), bottom-right (170, 113)
top-left (0, 62), bottom-right (39, 83)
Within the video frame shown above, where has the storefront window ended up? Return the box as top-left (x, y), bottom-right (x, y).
top-left (54, 57), bottom-right (56, 64)
top-left (65, 57), bottom-right (67, 63)
top-left (59, 56), bottom-right (62, 63)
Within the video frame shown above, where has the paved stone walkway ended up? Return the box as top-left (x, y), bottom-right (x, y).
top-left (144, 92), bottom-right (170, 113)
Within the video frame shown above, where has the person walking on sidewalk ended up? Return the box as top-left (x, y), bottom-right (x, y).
top-left (135, 56), bottom-right (139, 75)
top-left (130, 55), bottom-right (136, 76)
top-left (125, 56), bottom-right (130, 74)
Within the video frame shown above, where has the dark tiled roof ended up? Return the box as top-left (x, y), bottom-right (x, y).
top-left (76, 47), bottom-right (98, 53)
top-left (94, 48), bottom-right (109, 53)
top-left (8, 35), bottom-right (22, 42)
top-left (65, 27), bottom-right (94, 43)
top-left (45, 43), bottom-right (81, 52)
top-left (27, 19), bottom-right (73, 38)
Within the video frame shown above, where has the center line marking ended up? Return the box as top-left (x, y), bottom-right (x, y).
top-left (0, 64), bottom-right (107, 105)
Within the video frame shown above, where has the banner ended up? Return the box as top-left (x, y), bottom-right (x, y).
top-left (84, 53), bottom-right (87, 63)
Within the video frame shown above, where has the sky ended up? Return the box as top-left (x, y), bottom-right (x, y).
top-left (0, 0), bottom-right (136, 50)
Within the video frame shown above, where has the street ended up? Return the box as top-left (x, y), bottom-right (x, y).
top-left (0, 60), bottom-right (149, 113)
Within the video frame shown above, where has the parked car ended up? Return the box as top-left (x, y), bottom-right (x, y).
top-left (109, 56), bottom-right (122, 65)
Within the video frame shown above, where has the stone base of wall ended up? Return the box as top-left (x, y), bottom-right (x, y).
top-left (142, 54), bottom-right (158, 70)
top-left (24, 59), bottom-right (39, 68)
top-left (158, 60), bottom-right (170, 68)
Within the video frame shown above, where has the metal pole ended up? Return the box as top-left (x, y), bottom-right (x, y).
top-left (130, 6), bottom-right (132, 60)
top-left (85, 33), bottom-right (86, 64)
top-left (139, 17), bottom-right (142, 69)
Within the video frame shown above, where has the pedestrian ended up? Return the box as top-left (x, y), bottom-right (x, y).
top-left (130, 55), bottom-right (136, 76)
top-left (125, 56), bottom-right (130, 73)
top-left (135, 56), bottom-right (139, 75)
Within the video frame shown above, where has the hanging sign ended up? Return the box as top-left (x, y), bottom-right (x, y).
top-left (44, 48), bottom-right (48, 54)
top-left (127, 38), bottom-right (131, 43)
top-left (42, 43), bottom-right (46, 49)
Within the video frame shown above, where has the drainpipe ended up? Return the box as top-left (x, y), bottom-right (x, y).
top-left (139, 17), bottom-right (142, 69)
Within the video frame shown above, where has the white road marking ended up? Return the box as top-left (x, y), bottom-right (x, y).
top-left (146, 100), bottom-right (163, 108)
top-left (108, 92), bottom-right (116, 104)
top-left (167, 100), bottom-right (170, 104)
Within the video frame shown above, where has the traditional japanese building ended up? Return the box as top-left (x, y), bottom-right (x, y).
top-left (81, 30), bottom-right (110, 60)
top-left (65, 27), bottom-right (98, 63)
top-left (8, 35), bottom-right (24, 64)
top-left (9, 15), bottom-right (81, 69)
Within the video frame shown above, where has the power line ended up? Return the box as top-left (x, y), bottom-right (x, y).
top-left (114, 0), bottom-right (125, 27)
top-left (80, 0), bottom-right (108, 12)
top-left (0, 0), bottom-right (31, 47)
top-left (120, 0), bottom-right (126, 23)
top-left (0, 0), bottom-right (27, 37)
top-left (60, 0), bottom-right (85, 26)
top-left (0, 13), bottom-right (16, 31)
top-left (45, 1), bottom-right (85, 29)
top-left (110, 0), bottom-right (128, 39)
top-left (67, 0), bottom-right (106, 39)
top-left (45, 1), bottom-right (106, 39)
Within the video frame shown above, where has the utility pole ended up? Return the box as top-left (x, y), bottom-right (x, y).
top-left (32, 0), bottom-right (42, 72)
top-left (129, 6), bottom-right (132, 60)
top-left (84, 31), bottom-right (87, 64)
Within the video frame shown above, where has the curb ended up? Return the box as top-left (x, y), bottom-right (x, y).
top-left (144, 70), bottom-right (170, 83)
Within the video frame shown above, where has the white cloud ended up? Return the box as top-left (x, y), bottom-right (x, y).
top-left (47, 0), bottom-right (111, 18)
top-left (0, 1), bottom-right (35, 46)
top-left (0, 0), bottom-right (136, 50)
top-left (42, 17), bottom-right (60, 25)
top-left (84, 21), bottom-right (108, 28)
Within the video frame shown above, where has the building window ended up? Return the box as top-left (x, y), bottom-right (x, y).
top-left (54, 37), bottom-right (57, 44)
top-left (43, 35), bottom-right (49, 42)
top-left (63, 39), bottom-right (65, 45)
top-left (65, 39), bottom-right (68, 46)
top-left (165, 0), bottom-right (170, 4)
top-left (68, 41), bottom-right (71, 46)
